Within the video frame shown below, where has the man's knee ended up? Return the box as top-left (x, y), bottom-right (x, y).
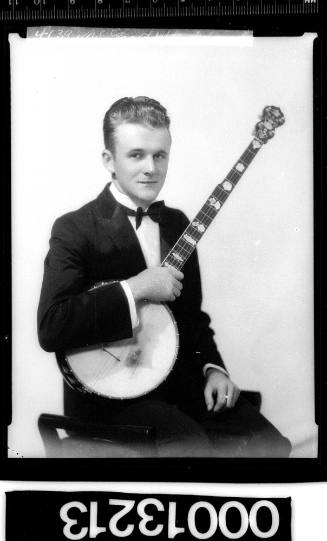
top-left (114, 400), bottom-right (213, 457)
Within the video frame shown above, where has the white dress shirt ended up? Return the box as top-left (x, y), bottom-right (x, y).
top-left (109, 183), bottom-right (228, 378)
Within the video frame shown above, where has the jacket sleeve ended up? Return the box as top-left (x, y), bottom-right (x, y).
top-left (172, 210), bottom-right (227, 373)
top-left (186, 249), bottom-right (227, 372)
top-left (37, 214), bottom-right (133, 353)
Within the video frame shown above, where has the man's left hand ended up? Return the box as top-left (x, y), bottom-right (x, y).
top-left (204, 369), bottom-right (240, 413)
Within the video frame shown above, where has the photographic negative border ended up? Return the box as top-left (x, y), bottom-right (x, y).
top-left (0, 4), bottom-right (326, 482)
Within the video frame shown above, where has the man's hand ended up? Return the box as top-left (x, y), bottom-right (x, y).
top-left (127, 266), bottom-right (184, 303)
top-left (204, 369), bottom-right (240, 413)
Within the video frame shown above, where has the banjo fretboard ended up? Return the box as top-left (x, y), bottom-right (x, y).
top-left (162, 138), bottom-right (263, 270)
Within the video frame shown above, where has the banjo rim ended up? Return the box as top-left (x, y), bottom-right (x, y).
top-left (57, 302), bottom-right (179, 400)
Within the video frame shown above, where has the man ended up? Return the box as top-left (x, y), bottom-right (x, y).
top-left (38, 96), bottom-right (291, 457)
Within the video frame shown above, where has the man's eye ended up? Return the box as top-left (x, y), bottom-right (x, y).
top-left (155, 154), bottom-right (166, 160)
top-left (130, 153), bottom-right (142, 159)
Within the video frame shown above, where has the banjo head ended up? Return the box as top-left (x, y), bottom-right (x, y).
top-left (63, 302), bottom-right (179, 400)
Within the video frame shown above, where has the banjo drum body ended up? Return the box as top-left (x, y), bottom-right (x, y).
top-left (60, 301), bottom-right (179, 399)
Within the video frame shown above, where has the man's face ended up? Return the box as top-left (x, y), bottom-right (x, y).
top-left (102, 122), bottom-right (171, 208)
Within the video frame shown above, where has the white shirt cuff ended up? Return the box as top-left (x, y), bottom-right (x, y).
top-left (203, 363), bottom-right (229, 378)
top-left (120, 281), bottom-right (139, 329)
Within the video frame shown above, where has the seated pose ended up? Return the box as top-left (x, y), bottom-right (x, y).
top-left (37, 96), bottom-right (291, 457)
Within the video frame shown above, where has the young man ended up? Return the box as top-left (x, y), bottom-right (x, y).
top-left (38, 96), bottom-right (291, 457)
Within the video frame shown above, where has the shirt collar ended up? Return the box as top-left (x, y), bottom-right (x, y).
top-left (110, 182), bottom-right (154, 212)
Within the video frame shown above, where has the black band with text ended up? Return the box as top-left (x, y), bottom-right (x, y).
top-left (6, 491), bottom-right (292, 540)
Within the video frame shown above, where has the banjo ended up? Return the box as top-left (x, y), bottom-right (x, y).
top-left (58, 106), bottom-right (285, 400)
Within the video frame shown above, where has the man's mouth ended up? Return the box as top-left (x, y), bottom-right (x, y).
top-left (138, 180), bottom-right (158, 185)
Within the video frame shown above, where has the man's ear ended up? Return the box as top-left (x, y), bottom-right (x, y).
top-left (102, 149), bottom-right (115, 176)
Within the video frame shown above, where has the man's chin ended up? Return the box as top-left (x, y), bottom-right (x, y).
top-left (134, 188), bottom-right (161, 206)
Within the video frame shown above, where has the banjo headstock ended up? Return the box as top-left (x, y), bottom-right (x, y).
top-left (253, 106), bottom-right (285, 144)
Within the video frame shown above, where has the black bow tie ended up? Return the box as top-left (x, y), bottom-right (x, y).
top-left (119, 200), bottom-right (165, 229)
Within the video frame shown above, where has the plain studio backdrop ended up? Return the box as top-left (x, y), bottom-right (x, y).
top-left (9, 32), bottom-right (316, 458)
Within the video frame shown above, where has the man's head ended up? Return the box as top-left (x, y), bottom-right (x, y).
top-left (102, 97), bottom-right (172, 208)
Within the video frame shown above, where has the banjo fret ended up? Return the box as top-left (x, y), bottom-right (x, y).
top-left (183, 233), bottom-right (197, 246)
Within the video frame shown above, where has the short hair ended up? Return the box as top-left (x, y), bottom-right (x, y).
top-left (103, 96), bottom-right (170, 153)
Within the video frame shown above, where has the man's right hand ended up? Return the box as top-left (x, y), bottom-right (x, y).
top-left (127, 266), bottom-right (184, 303)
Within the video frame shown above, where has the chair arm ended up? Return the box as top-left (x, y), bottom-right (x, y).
top-left (38, 413), bottom-right (155, 457)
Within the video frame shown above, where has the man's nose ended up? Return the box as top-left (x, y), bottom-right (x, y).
top-left (143, 156), bottom-right (155, 175)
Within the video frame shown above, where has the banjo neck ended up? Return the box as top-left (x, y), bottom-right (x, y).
top-left (162, 139), bottom-right (262, 270)
top-left (162, 106), bottom-right (285, 271)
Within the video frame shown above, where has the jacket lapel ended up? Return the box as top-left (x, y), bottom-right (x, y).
top-left (159, 209), bottom-right (180, 262)
top-left (94, 184), bottom-right (147, 275)
top-left (93, 184), bottom-right (181, 272)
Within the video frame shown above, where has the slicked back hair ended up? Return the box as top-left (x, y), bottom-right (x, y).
top-left (103, 96), bottom-right (171, 154)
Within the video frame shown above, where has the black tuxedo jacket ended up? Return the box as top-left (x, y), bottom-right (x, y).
top-left (38, 185), bottom-right (225, 418)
